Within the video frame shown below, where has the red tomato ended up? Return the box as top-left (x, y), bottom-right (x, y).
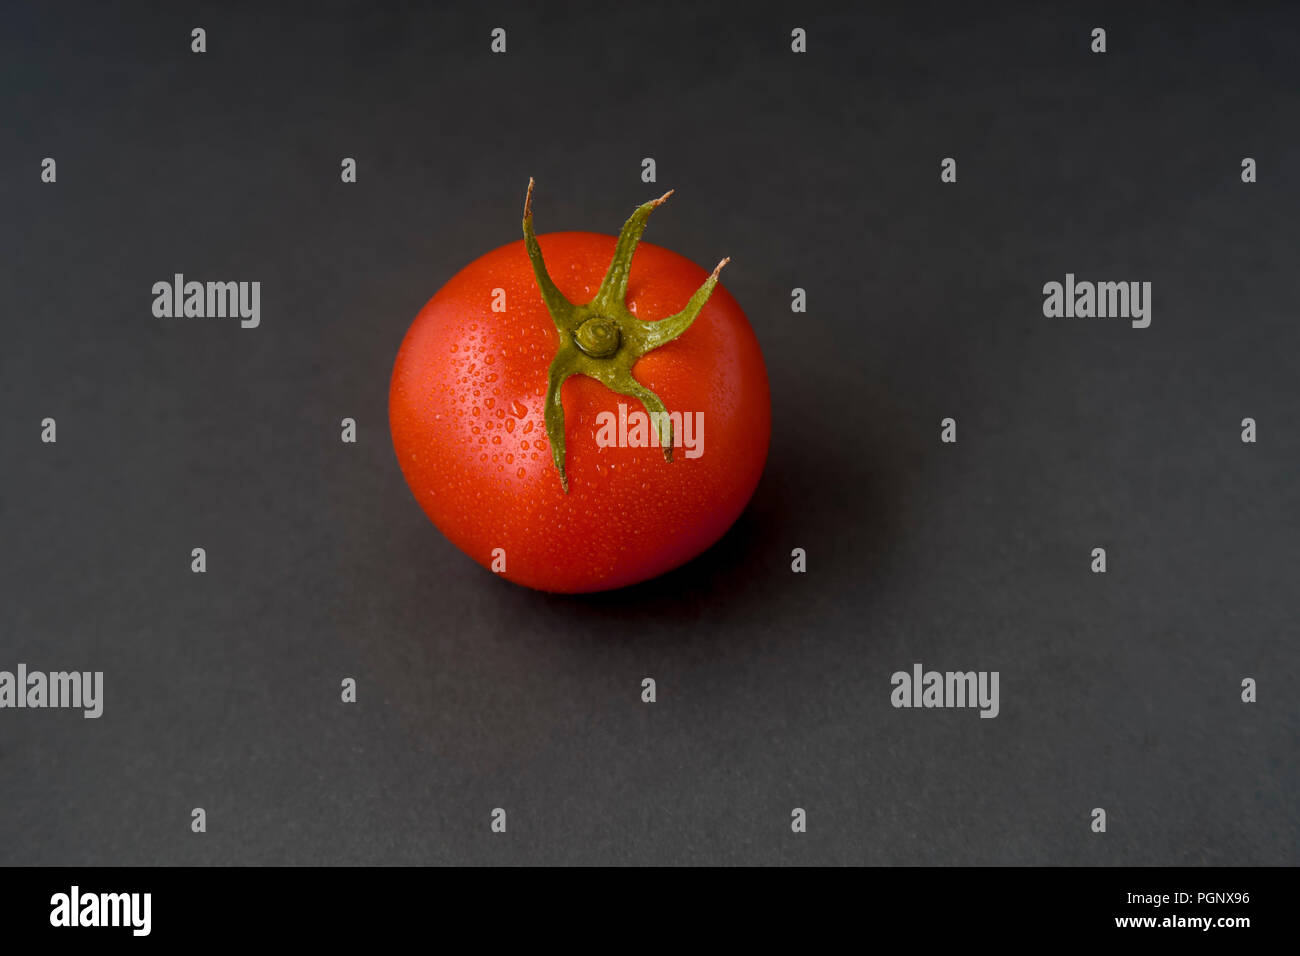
top-left (389, 192), bottom-right (770, 593)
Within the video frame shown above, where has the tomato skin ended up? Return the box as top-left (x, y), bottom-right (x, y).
top-left (389, 231), bottom-right (770, 593)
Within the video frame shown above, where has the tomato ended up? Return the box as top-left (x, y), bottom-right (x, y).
top-left (389, 183), bottom-right (770, 593)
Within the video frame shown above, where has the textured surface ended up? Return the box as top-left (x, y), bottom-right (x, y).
top-left (0, 0), bottom-right (1296, 865)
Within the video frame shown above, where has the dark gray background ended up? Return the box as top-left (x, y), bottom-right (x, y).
top-left (2, 0), bottom-right (1296, 865)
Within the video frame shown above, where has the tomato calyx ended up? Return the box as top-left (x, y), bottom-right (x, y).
top-left (521, 178), bottom-right (729, 493)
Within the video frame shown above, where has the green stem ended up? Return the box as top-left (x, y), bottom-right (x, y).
top-left (521, 179), bottom-right (729, 492)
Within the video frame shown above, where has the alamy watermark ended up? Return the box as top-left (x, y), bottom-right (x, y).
top-left (593, 401), bottom-right (704, 458)
top-left (152, 274), bottom-right (260, 328)
top-left (891, 663), bottom-right (999, 718)
top-left (0, 664), bottom-right (102, 718)
top-left (50, 886), bottom-right (150, 936)
top-left (1042, 273), bottom-right (1151, 328)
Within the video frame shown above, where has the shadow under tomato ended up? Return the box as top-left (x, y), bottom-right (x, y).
top-left (537, 393), bottom-right (915, 644)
